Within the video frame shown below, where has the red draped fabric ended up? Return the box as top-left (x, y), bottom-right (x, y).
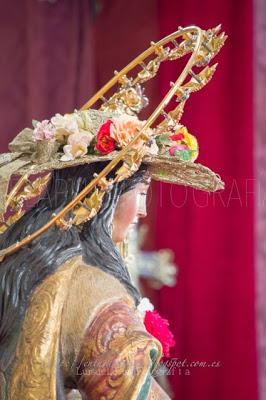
top-left (255, 0), bottom-right (266, 397)
top-left (0, 0), bottom-right (95, 151)
top-left (155, 1), bottom-right (257, 399)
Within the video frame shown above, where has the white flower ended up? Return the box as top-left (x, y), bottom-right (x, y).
top-left (60, 132), bottom-right (93, 161)
top-left (50, 113), bottom-right (79, 144)
top-left (51, 113), bottom-right (79, 134)
top-left (51, 112), bottom-right (95, 145)
top-left (144, 138), bottom-right (159, 156)
top-left (74, 110), bottom-right (94, 131)
top-left (137, 297), bottom-right (154, 318)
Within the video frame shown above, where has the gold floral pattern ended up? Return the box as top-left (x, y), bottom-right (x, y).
top-left (8, 257), bottom-right (80, 400)
top-left (76, 301), bottom-right (162, 399)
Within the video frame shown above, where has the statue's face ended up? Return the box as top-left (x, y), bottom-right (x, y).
top-left (111, 182), bottom-right (149, 243)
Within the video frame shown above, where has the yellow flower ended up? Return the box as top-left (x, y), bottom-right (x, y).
top-left (179, 127), bottom-right (199, 161)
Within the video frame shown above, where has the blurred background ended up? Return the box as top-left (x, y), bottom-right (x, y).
top-left (0, 0), bottom-right (265, 399)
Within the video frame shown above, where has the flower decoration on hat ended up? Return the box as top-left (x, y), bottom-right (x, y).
top-left (95, 119), bottom-right (116, 154)
top-left (156, 126), bottom-right (199, 162)
top-left (32, 110), bottom-right (199, 163)
top-left (33, 120), bottom-right (56, 141)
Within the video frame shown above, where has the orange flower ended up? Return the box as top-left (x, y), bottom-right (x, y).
top-left (110, 115), bottom-right (145, 148)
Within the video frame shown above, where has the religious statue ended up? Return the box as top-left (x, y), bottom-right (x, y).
top-left (0, 25), bottom-right (226, 399)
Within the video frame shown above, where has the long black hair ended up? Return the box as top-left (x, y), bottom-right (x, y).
top-left (0, 161), bottom-right (146, 375)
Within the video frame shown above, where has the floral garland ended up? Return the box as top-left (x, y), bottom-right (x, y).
top-left (32, 110), bottom-right (199, 163)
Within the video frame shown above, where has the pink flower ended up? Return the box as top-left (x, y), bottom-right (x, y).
top-left (110, 115), bottom-right (146, 148)
top-left (169, 144), bottom-right (188, 156)
top-left (61, 132), bottom-right (93, 161)
top-left (33, 120), bottom-right (56, 141)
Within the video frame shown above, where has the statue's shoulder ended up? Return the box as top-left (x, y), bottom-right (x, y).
top-left (60, 256), bottom-right (135, 378)
top-left (8, 255), bottom-right (134, 400)
top-left (34, 254), bottom-right (133, 311)
top-left (62, 255), bottom-right (134, 312)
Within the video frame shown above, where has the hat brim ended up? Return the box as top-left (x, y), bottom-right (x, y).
top-left (144, 155), bottom-right (224, 192)
top-left (15, 153), bottom-right (224, 193)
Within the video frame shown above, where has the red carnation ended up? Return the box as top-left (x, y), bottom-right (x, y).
top-left (144, 310), bottom-right (175, 358)
top-left (95, 119), bottom-right (116, 154)
top-left (170, 132), bottom-right (185, 141)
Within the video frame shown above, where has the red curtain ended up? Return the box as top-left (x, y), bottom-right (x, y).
top-left (0, 0), bottom-right (95, 151)
top-left (155, 1), bottom-right (257, 399)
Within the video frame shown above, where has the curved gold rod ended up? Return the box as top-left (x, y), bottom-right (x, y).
top-left (80, 25), bottom-right (201, 110)
top-left (0, 26), bottom-right (203, 261)
top-left (4, 174), bottom-right (29, 210)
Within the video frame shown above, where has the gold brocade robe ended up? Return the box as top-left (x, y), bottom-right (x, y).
top-left (6, 255), bottom-right (170, 399)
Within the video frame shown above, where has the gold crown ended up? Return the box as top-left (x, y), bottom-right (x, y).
top-left (0, 25), bottom-right (227, 261)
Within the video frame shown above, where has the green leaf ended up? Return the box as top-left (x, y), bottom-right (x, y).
top-left (87, 146), bottom-right (97, 155)
top-left (156, 133), bottom-right (173, 146)
top-left (175, 149), bottom-right (193, 161)
top-left (32, 119), bottom-right (39, 128)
